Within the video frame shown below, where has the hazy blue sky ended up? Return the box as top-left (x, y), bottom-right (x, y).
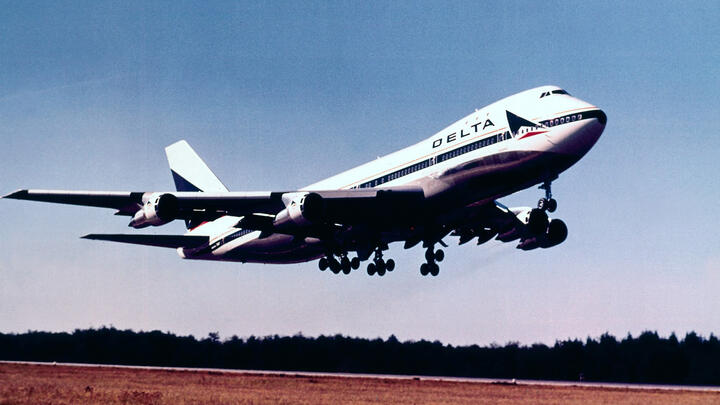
top-left (1, 1), bottom-right (719, 346)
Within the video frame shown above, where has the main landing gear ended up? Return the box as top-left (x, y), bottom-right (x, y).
top-left (538, 180), bottom-right (557, 213)
top-left (318, 253), bottom-right (360, 275)
top-left (420, 245), bottom-right (443, 277)
top-left (367, 247), bottom-right (395, 277)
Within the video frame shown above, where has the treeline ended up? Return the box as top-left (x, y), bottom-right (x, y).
top-left (1, 328), bottom-right (719, 385)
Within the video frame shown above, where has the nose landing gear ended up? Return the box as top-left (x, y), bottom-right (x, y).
top-left (538, 180), bottom-right (558, 213)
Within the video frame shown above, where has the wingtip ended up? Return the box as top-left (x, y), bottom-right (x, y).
top-left (80, 234), bottom-right (96, 240)
top-left (2, 189), bottom-right (28, 199)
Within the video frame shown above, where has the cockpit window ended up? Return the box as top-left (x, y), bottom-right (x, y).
top-left (540, 89), bottom-right (571, 98)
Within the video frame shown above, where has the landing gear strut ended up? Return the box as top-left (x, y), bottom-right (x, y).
top-left (420, 245), bottom-right (443, 277)
top-left (538, 180), bottom-right (558, 213)
top-left (367, 246), bottom-right (395, 276)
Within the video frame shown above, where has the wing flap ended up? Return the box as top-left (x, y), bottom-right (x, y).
top-left (81, 234), bottom-right (209, 248)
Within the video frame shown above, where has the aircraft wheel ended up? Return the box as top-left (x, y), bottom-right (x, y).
top-left (367, 262), bottom-right (376, 276)
top-left (538, 198), bottom-right (547, 210)
top-left (330, 259), bottom-right (341, 274)
top-left (547, 198), bottom-right (558, 213)
top-left (351, 257), bottom-right (360, 270)
top-left (341, 256), bottom-right (351, 272)
top-left (386, 259), bottom-right (395, 272)
top-left (429, 262), bottom-right (440, 276)
top-left (420, 263), bottom-right (429, 276)
top-left (376, 260), bottom-right (386, 274)
top-left (319, 257), bottom-right (328, 271)
top-left (434, 249), bottom-right (444, 262)
top-left (425, 248), bottom-right (434, 262)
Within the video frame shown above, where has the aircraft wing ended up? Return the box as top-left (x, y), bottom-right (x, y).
top-left (3, 186), bottom-right (426, 225)
top-left (449, 201), bottom-right (567, 250)
top-left (82, 234), bottom-right (209, 248)
top-left (3, 189), bottom-right (145, 216)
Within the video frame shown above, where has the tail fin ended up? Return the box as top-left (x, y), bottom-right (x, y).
top-left (165, 140), bottom-right (229, 193)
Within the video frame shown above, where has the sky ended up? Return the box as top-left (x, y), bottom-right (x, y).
top-left (1, 1), bottom-right (719, 346)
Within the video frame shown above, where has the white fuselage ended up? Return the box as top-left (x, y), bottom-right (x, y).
top-left (181, 85), bottom-right (606, 263)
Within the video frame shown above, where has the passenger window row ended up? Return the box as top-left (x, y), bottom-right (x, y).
top-left (355, 131), bottom-right (511, 189)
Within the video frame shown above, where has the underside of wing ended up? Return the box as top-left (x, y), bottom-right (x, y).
top-left (82, 233), bottom-right (209, 248)
top-left (3, 189), bottom-right (144, 216)
top-left (450, 202), bottom-right (567, 250)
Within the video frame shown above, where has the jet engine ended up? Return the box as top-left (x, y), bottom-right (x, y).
top-left (516, 219), bottom-right (569, 250)
top-left (542, 218), bottom-right (568, 248)
top-left (496, 208), bottom-right (549, 242)
top-left (520, 208), bottom-right (549, 235)
top-left (129, 192), bottom-right (179, 229)
top-left (273, 192), bottom-right (325, 232)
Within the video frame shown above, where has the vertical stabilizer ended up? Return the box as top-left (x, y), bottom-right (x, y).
top-left (165, 140), bottom-right (229, 193)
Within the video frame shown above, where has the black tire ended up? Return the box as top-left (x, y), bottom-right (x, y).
top-left (367, 262), bottom-right (376, 276)
top-left (330, 260), bottom-right (341, 274)
top-left (420, 263), bottom-right (429, 276)
top-left (350, 257), bottom-right (360, 270)
top-left (341, 256), bottom-right (350, 270)
top-left (386, 259), bottom-right (395, 271)
top-left (342, 265), bottom-right (351, 275)
top-left (319, 257), bottom-right (328, 271)
top-left (376, 260), bottom-right (386, 273)
top-left (425, 248), bottom-right (435, 262)
top-left (430, 262), bottom-right (440, 276)
top-left (377, 265), bottom-right (386, 276)
top-left (435, 249), bottom-right (444, 262)
top-left (547, 198), bottom-right (558, 213)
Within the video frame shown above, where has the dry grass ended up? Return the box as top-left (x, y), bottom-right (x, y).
top-left (1, 363), bottom-right (718, 405)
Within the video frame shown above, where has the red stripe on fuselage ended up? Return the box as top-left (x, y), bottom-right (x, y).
top-left (517, 130), bottom-right (548, 140)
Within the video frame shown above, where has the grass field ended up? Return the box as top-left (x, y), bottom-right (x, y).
top-left (1, 363), bottom-right (719, 404)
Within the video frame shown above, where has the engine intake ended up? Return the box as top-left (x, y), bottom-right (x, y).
top-left (273, 192), bottom-right (325, 232)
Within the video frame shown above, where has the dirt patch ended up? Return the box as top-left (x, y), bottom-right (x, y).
top-left (0, 363), bottom-right (718, 405)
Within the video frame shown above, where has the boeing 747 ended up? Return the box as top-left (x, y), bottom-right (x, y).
top-left (4, 85), bottom-right (607, 276)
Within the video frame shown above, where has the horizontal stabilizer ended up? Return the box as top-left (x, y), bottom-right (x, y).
top-left (82, 233), bottom-right (209, 249)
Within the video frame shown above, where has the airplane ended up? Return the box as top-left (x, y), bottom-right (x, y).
top-left (3, 85), bottom-right (606, 277)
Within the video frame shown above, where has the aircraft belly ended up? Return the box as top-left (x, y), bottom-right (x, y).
top-left (224, 234), bottom-right (325, 264)
top-left (424, 150), bottom-right (579, 208)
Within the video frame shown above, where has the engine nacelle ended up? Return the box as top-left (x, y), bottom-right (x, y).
top-left (129, 193), bottom-right (179, 229)
top-left (273, 192), bottom-right (324, 232)
top-left (519, 208), bottom-right (549, 235)
top-left (542, 218), bottom-right (568, 248)
top-left (517, 218), bottom-right (569, 251)
top-left (498, 208), bottom-right (549, 242)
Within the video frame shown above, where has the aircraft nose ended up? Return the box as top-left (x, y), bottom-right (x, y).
top-left (597, 110), bottom-right (607, 126)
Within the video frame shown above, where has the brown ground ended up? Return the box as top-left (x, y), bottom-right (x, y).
top-left (1, 363), bottom-right (718, 405)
